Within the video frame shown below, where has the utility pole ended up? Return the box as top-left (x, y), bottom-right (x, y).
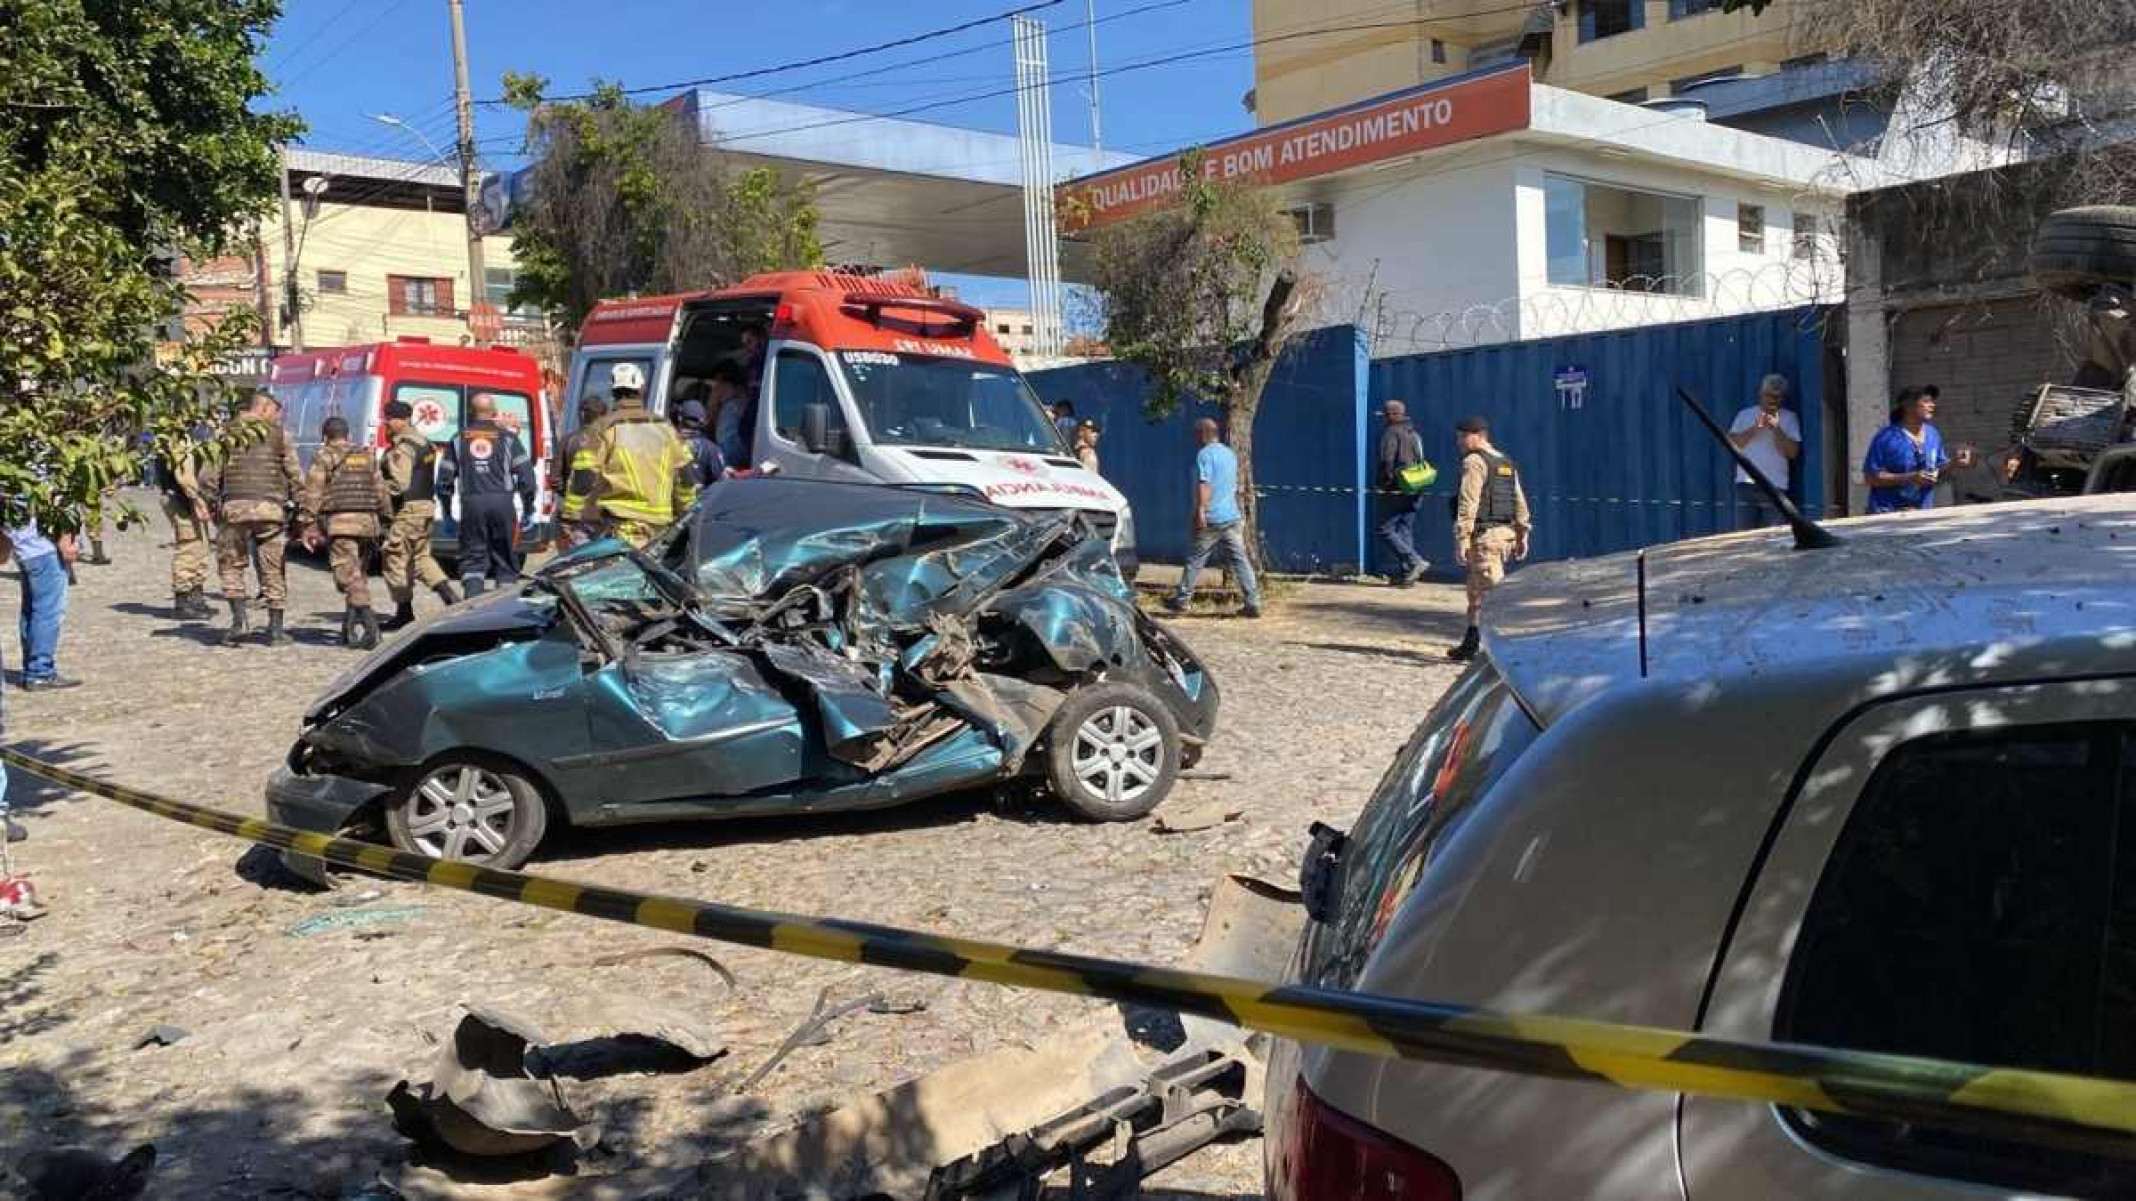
top-left (277, 142), bottom-right (304, 353)
top-left (1085, 0), bottom-right (1103, 169)
top-left (448, 0), bottom-right (488, 345)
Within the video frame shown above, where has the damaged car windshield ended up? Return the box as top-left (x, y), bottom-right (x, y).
top-left (839, 352), bottom-right (1065, 454)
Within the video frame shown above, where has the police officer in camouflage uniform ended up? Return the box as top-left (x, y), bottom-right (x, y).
top-left (158, 436), bottom-right (214, 619)
top-left (207, 391), bottom-right (304, 646)
top-left (436, 393), bottom-right (536, 596)
top-left (1447, 415), bottom-right (1531, 663)
top-left (297, 416), bottom-right (395, 649)
top-left (379, 400), bottom-right (459, 630)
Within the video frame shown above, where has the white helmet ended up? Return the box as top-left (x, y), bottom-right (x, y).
top-left (610, 362), bottom-right (645, 394)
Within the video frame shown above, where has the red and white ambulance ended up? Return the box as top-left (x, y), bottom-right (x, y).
top-left (564, 270), bottom-right (1138, 576)
top-left (268, 339), bottom-right (555, 551)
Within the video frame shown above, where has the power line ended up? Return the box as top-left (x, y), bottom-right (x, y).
top-left (491, 0), bottom-right (1070, 105)
top-left (273, 0), bottom-right (420, 84)
top-left (265, 0), bottom-right (369, 72)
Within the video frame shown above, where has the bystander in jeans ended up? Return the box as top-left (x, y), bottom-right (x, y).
top-left (1164, 418), bottom-right (1261, 619)
top-left (1375, 399), bottom-right (1432, 585)
top-left (1728, 373), bottom-right (1802, 530)
top-left (6, 518), bottom-right (78, 691)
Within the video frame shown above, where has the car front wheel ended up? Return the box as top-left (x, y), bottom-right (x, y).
top-left (1044, 682), bottom-right (1181, 822)
top-left (386, 757), bottom-right (548, 870)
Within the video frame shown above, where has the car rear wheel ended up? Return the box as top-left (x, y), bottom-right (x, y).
top-left (386, 758), bottom-right (547, 870)
top-left (1045, 682), bottom-right (1181, 822)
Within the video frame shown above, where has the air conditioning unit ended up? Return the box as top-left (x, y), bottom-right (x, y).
top-left (1289, 202), bottom-right (1336, 245)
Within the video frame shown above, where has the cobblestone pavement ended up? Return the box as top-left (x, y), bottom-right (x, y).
top-left (0, 494), bottom-right (1469, 1199)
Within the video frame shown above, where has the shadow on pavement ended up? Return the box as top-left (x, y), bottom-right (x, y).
top-left (1289, 640), bottom-right (1454, 667)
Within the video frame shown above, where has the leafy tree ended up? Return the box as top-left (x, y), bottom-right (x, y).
top-left (502, 75), bottom-right (823, 328)
top-left (0, 0), bottom-right (299, 536)
top-left (1080, 151), bottom-right (1310, 569)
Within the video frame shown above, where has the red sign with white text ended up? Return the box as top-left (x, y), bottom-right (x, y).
top-left (1059, 65), bottom-right (1531, 232)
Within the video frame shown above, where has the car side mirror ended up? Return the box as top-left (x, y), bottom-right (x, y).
top-left (801, 403), bottom-right (832, 455)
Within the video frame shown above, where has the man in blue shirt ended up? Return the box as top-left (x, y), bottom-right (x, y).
top-left (1862, 386), bottom-right (1949, 514)
top-left (1164, 418), bottom-right (1262, 618)
top-left (4, 518), bottom-right (79, 691)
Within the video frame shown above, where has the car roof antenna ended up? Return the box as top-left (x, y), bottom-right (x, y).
top-left (1675, 385), bottom-right (1843, 550)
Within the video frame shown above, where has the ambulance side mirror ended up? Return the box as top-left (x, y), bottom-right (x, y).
top-left (801, 403), bottom-right (832, 456)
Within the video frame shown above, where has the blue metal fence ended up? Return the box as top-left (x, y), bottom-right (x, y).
top-left (1028, 325), bottom-right (1372, 572)
top-left (1027, 307), bottom-right (1833, 574)
top-left (1368, 306), bottom-right (1831, 573)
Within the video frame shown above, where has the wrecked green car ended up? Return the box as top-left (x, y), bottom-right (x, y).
top-left (266, 479), bottom-right (1219, 872)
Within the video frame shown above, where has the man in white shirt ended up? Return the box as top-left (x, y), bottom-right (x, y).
top-left (1728, 373), bottom-right (1803, 530)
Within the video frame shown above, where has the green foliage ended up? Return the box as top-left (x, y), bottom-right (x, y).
top-left (503, 77), bottom-right (823, 327)
top-left (0, 0), bottom-right (300, 534)
top-left (1085, 151), bottom-right (1303, 419)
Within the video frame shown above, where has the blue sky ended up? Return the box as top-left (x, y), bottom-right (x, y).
top-left (263, 0), bottom-right (1260, 308)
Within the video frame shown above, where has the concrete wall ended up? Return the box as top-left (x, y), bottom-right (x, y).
top-left (1302, 155), bottom-right (1523, 341)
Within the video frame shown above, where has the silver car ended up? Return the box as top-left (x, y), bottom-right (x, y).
top-left (1266, 494), bottom-right (2136, 1200)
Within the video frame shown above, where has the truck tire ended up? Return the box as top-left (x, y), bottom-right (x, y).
top-left (2030, 207), bottom-right (2136, 299)
top-left (1043, 682), bottom-right (1181, 822)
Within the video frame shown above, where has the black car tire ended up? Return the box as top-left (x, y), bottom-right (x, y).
top-left (1044, 682), bottom-right (1182, 822)
top-left (386, 755), bottom-right (548, 870)
top-left (2030, 206), bottom-right (2136, 300)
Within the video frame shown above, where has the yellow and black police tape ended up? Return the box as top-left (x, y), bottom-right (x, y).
top-left (7, 744), bottom-right (2135, 1159)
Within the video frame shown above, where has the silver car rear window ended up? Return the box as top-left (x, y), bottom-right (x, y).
top-left (1308, 660), bottom-right (1540, 989)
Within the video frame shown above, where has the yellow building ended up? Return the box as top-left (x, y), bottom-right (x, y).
top-left (1251, 0), bottom-right (1812, 126)
top-left (179, 148), bottom-right (545, 368)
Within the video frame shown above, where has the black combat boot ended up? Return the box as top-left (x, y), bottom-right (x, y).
top-left (433, 581), bottom-right (461, 605)
top-left (1446, 625), bottom-right (1480, 662)
top-left (181, 588), bottom-right (212, 619)
top-left (87, 538), bottom-right (109, 565)
top-left (353, 606), bottom-right (381, 650)
top-left (382, 599), bottom-right (418, 631)
top-left (339, 606), bottom-right (356, 646)
top-left (265, 607), bottom-right (292, 647)
top-left (222, 599), bottom-right (251, 646)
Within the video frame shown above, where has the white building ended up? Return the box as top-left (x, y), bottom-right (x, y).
top-left (1062, 64), bottom-right (1891, 356)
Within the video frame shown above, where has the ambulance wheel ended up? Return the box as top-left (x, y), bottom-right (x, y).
top-left (1045, 683), bottom-right (1181, 822)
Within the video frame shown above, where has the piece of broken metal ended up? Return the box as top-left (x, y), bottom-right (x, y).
top-left (132, 1024), bottom-right (189, 1050)
top-left (388, 1007), bottom-right (600, 1160)
top-left (588, 944), bottom-right (740, 990)
top-left (736, 988), bottom-right (891, 1095)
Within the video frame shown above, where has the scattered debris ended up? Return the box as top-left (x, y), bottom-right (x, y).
top-left (696, 876), bottom-right (1306, 1200)
top-left (12, 1143), bottom-right (156, 1201)
top-left (133, 1024), bottom-right (189, 1050)
top-left (528, 1000), bottom-right (727, 1081)
top-left (388, 1008), bottom-right (600, 1163)
top-left (1151, 802), bottom-right (1243, 833)
top-left (737, 988), bottom-right (895, 1094)
top-left (287, 905), bottom-right (425, 938)
top-left (1176, 770), bottom-right (1235, 781)
top-left (1, 874), bottom-right (47, 925)
top-left (588, 944), bottom-right (739, 990)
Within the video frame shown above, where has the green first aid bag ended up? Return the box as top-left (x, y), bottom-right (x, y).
top-left (1398, 460), bottom-right (1438, 493)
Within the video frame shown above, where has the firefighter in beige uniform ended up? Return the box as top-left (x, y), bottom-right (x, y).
top-left (208, 391), bottom-right (304, 646)
top-left (1447, 414), bottom-right (1530, 663)
top-left (378, 399), bottom-right (459, 630)
top-left (296, 416), bottom-right (395, 649)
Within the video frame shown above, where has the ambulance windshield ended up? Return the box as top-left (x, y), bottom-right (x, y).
top-left (838, 352), bottom-right (1066, 454)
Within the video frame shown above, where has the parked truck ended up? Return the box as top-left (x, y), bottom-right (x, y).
top-left (2003, 207), bottom-right (2136, 497)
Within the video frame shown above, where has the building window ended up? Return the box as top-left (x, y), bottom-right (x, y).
top-left (1606, 86), bottom-right (1651, 104)
top-left (1670, 64), bottom-right (1744, 94)
top-left (1020, 324), bottom-right (1034, 335)
top-left (997, 323), bottom-right (1012, 335)
top-left (1777, 723), bottom-right (2136, 1195)
top-left (1667, 0), bottom-right (1720, 17)
top-left (316, 269), bottom-right (347, 295)
top-left (1792, 213), bottom-right (1820, 259)
top-left (1545, 175), bottom-right (1703, 295)
top-left (1430, 38), bottom-right (1447, 64)
top-left (1287, 201), bottom-right (1337, 244)
top-left (388, 275), bottom-right (452, 317)
top-left (1578, 0), bottom-right (1643, 42)
top-left (483, 266), bottom-right (537, 317)
top-left (1739, 203), bottom-right (1766, 254)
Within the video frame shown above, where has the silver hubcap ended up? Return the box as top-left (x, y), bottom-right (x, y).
top-left (404, 766), bottom-right (517, 861)
top-left (1071, 705), bottom-right (1163, 806)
